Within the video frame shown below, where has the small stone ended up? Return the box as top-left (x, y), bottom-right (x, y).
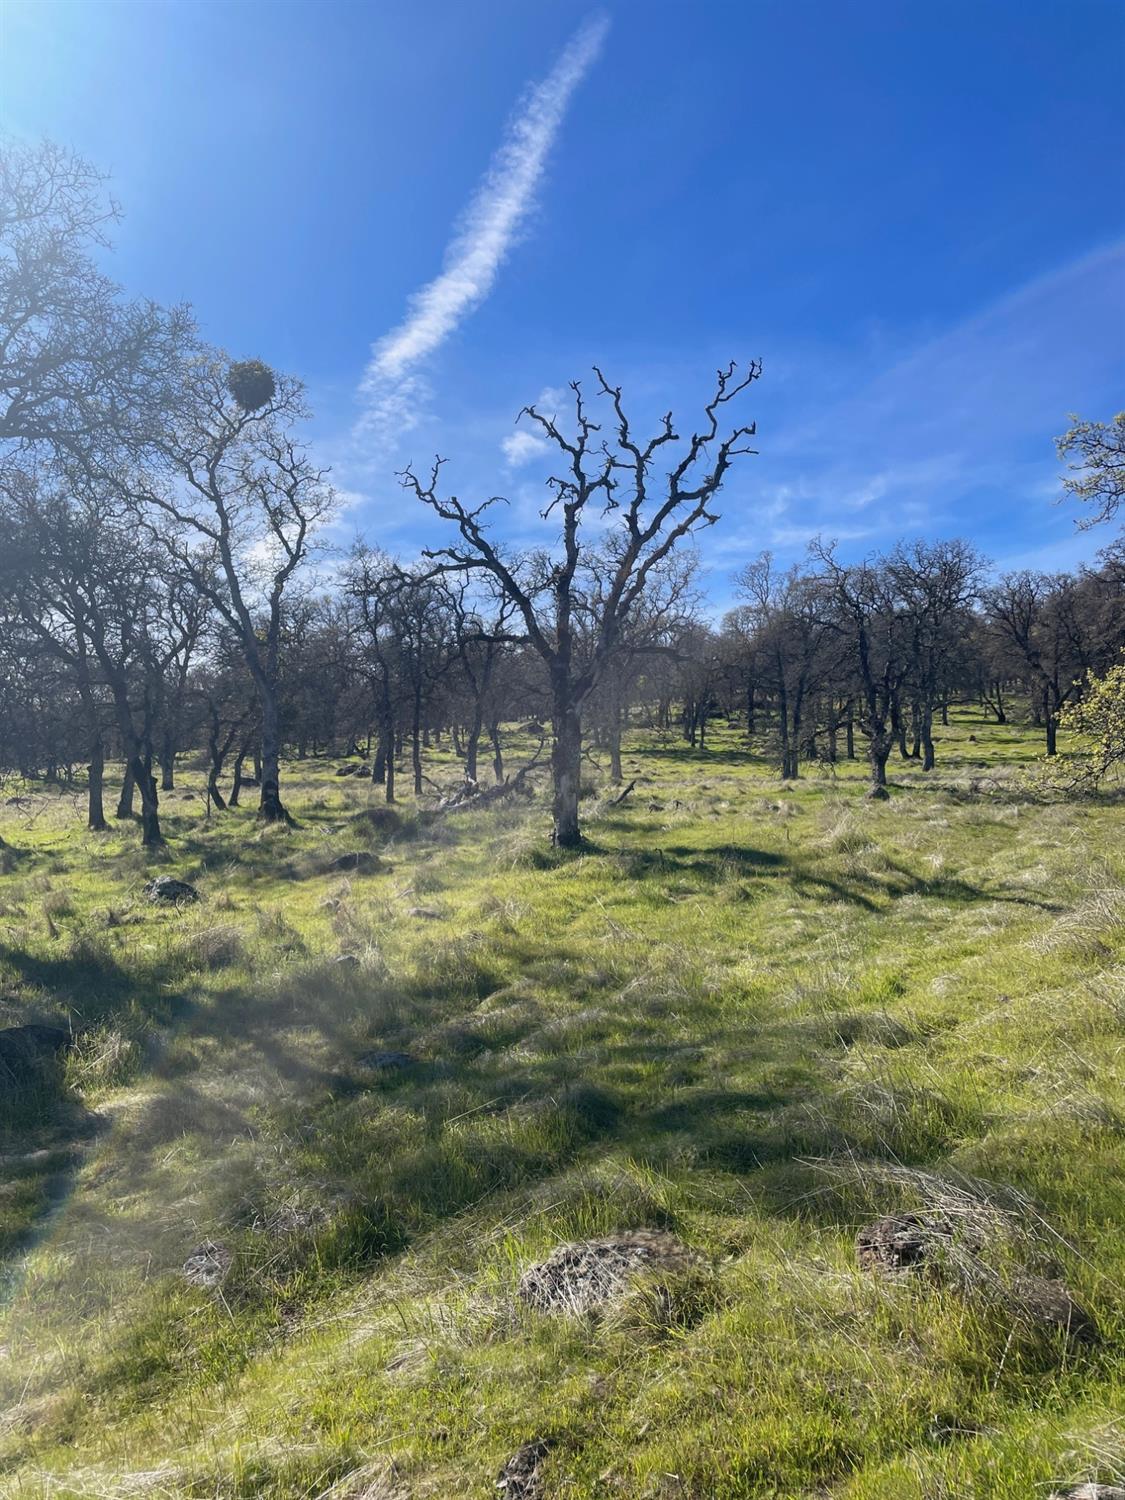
top-left (143, 876), bottom-right (200, 905)
top-left (182, 1240), bottom-right (231, 1289)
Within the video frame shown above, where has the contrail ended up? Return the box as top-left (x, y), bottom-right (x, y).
top-left (357, 15), bottom-right (609, 434)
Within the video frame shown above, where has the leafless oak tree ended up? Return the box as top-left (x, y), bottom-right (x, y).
top-left (401, 362), bottom-right (761, 845)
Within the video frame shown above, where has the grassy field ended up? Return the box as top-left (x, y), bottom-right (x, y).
top-left (1, 713), bottom-right (1123, 1499)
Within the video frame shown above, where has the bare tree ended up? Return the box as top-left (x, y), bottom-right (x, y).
top-left (141, 357), bottom-right (335, 823)
top-left (402, 362), bottom-right (761, 845)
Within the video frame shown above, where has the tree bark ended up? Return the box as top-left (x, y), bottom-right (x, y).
top-left (161, 727), bottom-right (176, 791)
top-left (258, 690), bottom-right (288, 822)
top-left (88, 737), bottom-right (107, 831)
top-left (551, 695), bottom-right (582, 847)
top-left (116, 763), bottom-right (135, 819)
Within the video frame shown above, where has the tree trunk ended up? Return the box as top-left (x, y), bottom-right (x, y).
top-left (1046, 715), bottom-right (1058, 756)
top-left (116, 763), bottom-right (135, 819)
top-left (258, 691), bottom-right (288, 822)
top-left (868, 732), bottom-right (892, 796)
top-left (411, 690), bottom-right (423, 796)
top-left (551, 693), bottom-right (582, 847)
top-left (161, 728), bottom-right (176, 791)
top-left (88, 737), bottom-right (107, 831)
top-left (846, 717), bottom-right (855, 759)
top-left (489, 719), bottom-right (504, 783)
top-left (608, 700), bottom-right (623, 785)
top-left (130, 753), bottom-right (162, 846)
top-left (465, 706), bottom-right (483, 783)
top-left (230, 749), bottom-right (246, 807)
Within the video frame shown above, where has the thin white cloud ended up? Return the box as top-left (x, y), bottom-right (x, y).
top-left (356, 15), bottom-right (609, 443)
top-left (501, 430), bottom-right (550, 467)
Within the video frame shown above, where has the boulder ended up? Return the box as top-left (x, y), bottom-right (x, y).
top-left (855, 1213), bottom-right (959, 1274)
top-left (182, 1239), bottom-right (232, 1289)
top-left (143, 876), bottom-right (200, 906)
top-left (357, 1050), bottom-right (416, 1073)
top-left (327, 850), bottom-right (383, 874)
top-left (1010, 1273), bottom-right (1096, 1343)
top-left (0, 1024), bottom-right (73, 1080)
top-left (497, 1439), bottom-right (552, 1498)
top-left (517, 1230), bottom-right (695, 1315)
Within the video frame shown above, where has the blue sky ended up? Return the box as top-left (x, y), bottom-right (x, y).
top-left (3, 0), bottom-right (1123, 610)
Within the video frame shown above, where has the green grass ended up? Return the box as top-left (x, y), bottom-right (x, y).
top-left (1, 714), bottom-right (1124, 1498)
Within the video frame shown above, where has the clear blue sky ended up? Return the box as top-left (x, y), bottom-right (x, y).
top-left (3, 0), bottom-right (1123, 608)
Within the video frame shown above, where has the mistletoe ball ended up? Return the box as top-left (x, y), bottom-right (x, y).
top-left (226, 359), bottom-right (277, 412)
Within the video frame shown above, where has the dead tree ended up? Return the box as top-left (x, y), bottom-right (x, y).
top-left (402, 362), bottom-right (761, 846)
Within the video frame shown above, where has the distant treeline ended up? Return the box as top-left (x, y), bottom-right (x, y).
top-left (2, 139), bottom-right (1121, 849)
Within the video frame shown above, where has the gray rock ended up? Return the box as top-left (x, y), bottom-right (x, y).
top-left (496, 1438), bottom-right (551, 1498)
top-left (357, 1050), bottom-right (416, 1072)
top-left (1050, 1488), bottom-right (1125, 1500)
top-left (856, 1213), bottom-right (961, 1274)
top-left (327, 850), bottom-right (383, 874)
top-left (517, 1230), bottom-right (695, 1315)
top-left (0, 1024), bottom-right (73, 1080)
top-left (143, 876), bottom-right (200, 905)
top-left (182, 1239), bottom-right (231, 1289)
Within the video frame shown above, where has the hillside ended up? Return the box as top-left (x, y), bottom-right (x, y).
top-left (1, 716), bottom-right (1124, 1499)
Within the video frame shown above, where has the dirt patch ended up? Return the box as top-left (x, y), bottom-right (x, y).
top-left (518, 1230), bottom-right (695, 1315)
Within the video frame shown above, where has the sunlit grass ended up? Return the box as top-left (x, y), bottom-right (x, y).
top-left (1, 713), bottom-right (1124, 1497)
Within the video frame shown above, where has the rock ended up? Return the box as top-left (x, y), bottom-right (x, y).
top-left (1011, 1273), bottom-right (1097, 1342)
top-left (406, 906), bottom-right (441, 920)
top-left (327, 851), bottom-right (383, 874)
top-left (855, 1213), bottom-right (959, 1274)
top-left (0, 1025), bottom-right (73, 1079)
top-left (335, 954), bottom-right (360, 967)
top-left (496, 1438), bottom-right (552, 1498)
top-left (1051, 1487), bottom-right (1125, 1500)
top-left (182, 1239), bottom-right (231, 1289)
top-left (143, 876), bottom-right (200, 905)
top-left (517, 1230), bottom-right (695, 1315)
top-left (357, 1050), bottom-right (416, 1072)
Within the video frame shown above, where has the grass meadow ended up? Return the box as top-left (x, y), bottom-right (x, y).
top-left (1, 713), bottom-right (1124, 1499)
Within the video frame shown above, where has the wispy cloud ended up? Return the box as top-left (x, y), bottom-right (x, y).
top-left (355, 15), bottom-right (609, 445)
top-left (501, 430), bottom-right (550, 467)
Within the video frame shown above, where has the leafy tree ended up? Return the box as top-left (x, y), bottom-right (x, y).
top-left (1058, 412), bottom-right (1125, 529)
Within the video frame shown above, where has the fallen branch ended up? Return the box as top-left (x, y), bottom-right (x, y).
top-left (436, 738), bottom-right (546, 814)
top-left (607, 779), bottom-right (637, 807)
